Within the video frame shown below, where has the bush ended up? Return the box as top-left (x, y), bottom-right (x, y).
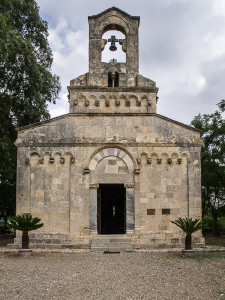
top-left (203, 214), bottom-right (225, 234)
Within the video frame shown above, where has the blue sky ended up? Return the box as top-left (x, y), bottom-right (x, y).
top-left (36, 0), bottom-right (225, 124)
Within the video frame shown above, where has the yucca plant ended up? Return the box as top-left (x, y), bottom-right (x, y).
top-left (7, 215), bottom-right (43, 249)
top-left (171, 218), bottom-right (202, 250)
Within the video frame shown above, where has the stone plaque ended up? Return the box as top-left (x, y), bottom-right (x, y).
top-left (162, 209), bottom-right (170, 215)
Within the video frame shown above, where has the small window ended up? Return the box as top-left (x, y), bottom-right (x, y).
top-left (162, 209), bottom-right (170, 215)
top-left (108, 72), bottom-right (112, 87)
top-left (147, 209), bottom-right (155, 215)
top-left (115, 72), bottom-right (119, 87)
top-left (108, 72), bottom-right (119, 87)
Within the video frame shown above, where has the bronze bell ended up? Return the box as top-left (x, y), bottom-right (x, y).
top-left (109, 35), bottom-right (118, 51)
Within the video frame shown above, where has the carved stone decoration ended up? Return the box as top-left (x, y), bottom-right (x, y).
top-left (95, 100), bottom-right (99, 106)
top-left (157, 158), bottom-right (162, 164)
top-left (136, 158), bottom-right (141, 164)
top-left (115, 100), bottom-right (120, 106)
top-left (89, 183), bottom-right (99, 189)
top-left (85, 100), bottom-right (90, 106)
top-left (119, 39), bottom-right (127, 53)
top-left (125, 183), bottom-right (134, 188)
top-left (134, 169), bottom-right (140, 174)
top-left (177, 158), bottom-right (182, 164)
top-left (49, 157), bottom-right (54, 164)
top-left (70, 157), bottom-right (75, 163)
top-left (147, 158), bottom-right (152, 164)
top-left (60, 157), bottom-right (65, 164)
top-left (167, 158), bottom-right (172, 164)
top-left (25, 158), bottom-right (30, 164)
top-left (73, 99), bottom-right (78, 106)
top-left (136, 100), bottom-right (141, 106)
top-left (39, 158), bottom-right (44, 164)
top-left (105, 99), bottom-right (110, 107)
top-left (83, 168), bottom-right (90, 174)
top-left (147, 100), bottom-right (152, 106)
top-left (125, 100), bottom-right (130, 107)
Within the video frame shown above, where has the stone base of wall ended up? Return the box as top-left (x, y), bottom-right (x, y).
top-left (12, 232), bottom-right (205, 250)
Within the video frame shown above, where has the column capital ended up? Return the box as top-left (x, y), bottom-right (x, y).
top-left (124, 183), bottom-right (134, 188)
top-left (89, 183), bottom-right (99, 189)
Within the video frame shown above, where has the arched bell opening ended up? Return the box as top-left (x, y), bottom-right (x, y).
top-left (101, 30), bottom-right (126, 63)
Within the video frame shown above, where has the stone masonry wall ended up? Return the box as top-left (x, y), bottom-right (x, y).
top-left (15, 114), bottom-right (203, 248)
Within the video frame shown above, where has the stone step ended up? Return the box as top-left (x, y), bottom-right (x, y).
top-left (7, 243), bottom-right (20, 249)
top-left (91, 238), bottom-right (133, 252)
top-left (91, 239), bottom-right (110, 246)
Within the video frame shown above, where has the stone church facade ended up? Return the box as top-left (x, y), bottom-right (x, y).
top-left (15, 7), bottom-right (204, 250)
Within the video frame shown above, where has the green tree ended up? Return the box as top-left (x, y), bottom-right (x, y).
top-left (191, 100), bottom-right (225, 235)
top-left (171, 218), bottom-right (202, 250)
top-left (0, 0), bottom-right (61, 221)
top-left (7, 215), bottom-right (43, 249)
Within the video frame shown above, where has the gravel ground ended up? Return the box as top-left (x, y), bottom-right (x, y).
top-left (0, 251), bottom-right (224, 300)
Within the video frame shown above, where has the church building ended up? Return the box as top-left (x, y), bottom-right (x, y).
top-left (15, 7), bottom-right (204, 250)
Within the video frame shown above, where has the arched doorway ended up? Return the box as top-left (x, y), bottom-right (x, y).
top-left (89, 147), bottom-right (135, 235)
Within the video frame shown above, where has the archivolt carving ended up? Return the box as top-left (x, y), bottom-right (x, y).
top-left (88, 146), bottom-right (137, 172)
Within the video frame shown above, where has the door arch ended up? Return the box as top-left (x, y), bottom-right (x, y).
top-left (89, 147), bottom-right (135, 234)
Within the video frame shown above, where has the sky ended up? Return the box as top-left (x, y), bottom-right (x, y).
top-left (36, 0), bottom-right (225, 125)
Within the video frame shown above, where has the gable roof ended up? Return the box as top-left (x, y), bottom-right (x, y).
top-left (88, 7), bottom-right (140, 25)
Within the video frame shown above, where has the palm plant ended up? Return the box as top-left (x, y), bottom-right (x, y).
top-left (7, 215), bottom-right (43, 249)
top-left (171, 218), bottom-right (202, 250)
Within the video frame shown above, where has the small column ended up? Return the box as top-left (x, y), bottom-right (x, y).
top-left (125, 183), bottom-right (135, 233)
top-left (89, 184), bottom-right (99, 233)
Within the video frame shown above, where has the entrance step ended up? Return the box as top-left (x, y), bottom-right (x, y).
top-left (91, 238), bottom-right (133, 252)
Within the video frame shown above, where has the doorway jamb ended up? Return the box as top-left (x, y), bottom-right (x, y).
top-left (125, 183), bottom-right (135, 233)
top-left (89, 184), bottom-right (99, 233)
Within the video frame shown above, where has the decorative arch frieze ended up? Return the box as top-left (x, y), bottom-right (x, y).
top-left (135, 151), bottom-right (190, 166)
top-left (26, 151), bottom-right (75, 165)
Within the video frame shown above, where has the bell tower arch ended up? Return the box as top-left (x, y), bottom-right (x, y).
top-left (68, 6), bottom-right (158, 113)
top-left (88, 7), bottom-right (140, 86)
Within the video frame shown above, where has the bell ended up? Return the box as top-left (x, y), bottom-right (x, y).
top-left (108, 35), bottom-right (118, 51)
top-left (109, 41), bottom-right (117, 51)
